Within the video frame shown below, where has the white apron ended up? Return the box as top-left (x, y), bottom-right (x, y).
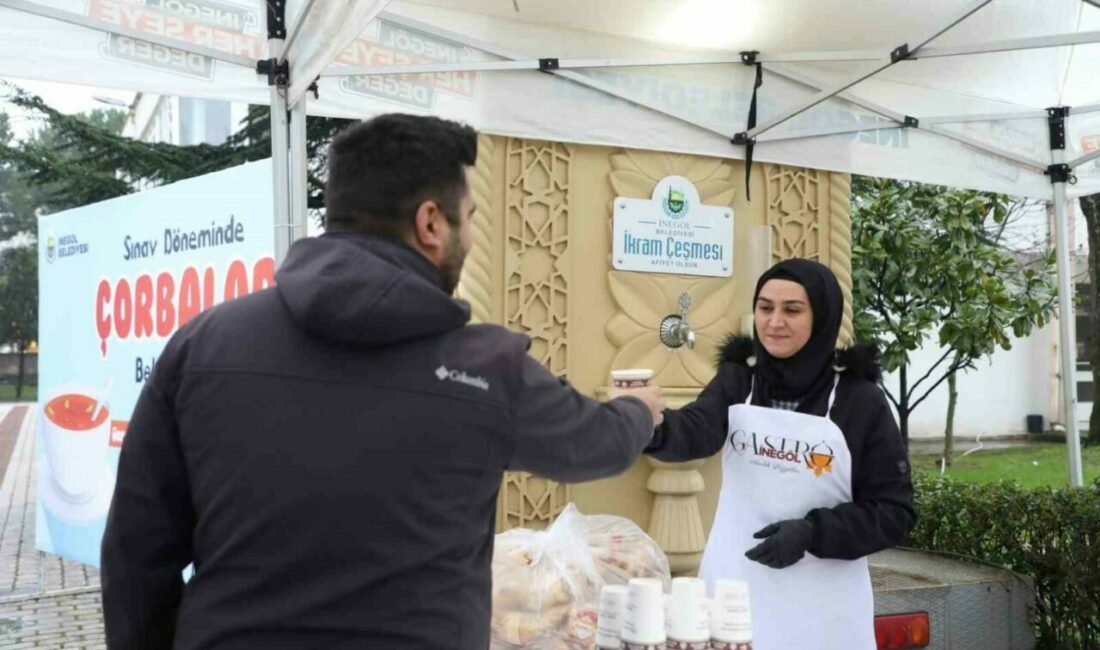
top-left (698, 377), bottom-right (876, 650)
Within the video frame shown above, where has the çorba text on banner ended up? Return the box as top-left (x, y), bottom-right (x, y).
top-left (36, 159), bottom-right (275, 567)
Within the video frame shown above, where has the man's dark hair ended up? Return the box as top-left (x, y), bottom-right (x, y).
top-left (324, 114), bottom-right (478, 237)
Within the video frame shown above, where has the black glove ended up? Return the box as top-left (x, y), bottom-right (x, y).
top-left (744, 519), bottom-right (815, 569)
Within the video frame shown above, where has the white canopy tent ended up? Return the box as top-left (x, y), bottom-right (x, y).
top-left (2, 0), bottom-right (1097, 484)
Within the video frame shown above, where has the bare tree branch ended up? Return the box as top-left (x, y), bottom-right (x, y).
top-left (909, 347), bottom-right (954, 394)
top-left (881, 383), bottom-right (900, 410)
top-left (909, 355), bottom-right (975, 413)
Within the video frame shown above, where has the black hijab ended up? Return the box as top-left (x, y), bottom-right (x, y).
top-left (752, 258), bottom-right (844, 405)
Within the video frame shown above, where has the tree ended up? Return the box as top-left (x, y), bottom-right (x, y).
top-left (0, 112), bottom-right (40, 240)
top-left (0, 84), bottom-right (354, 396)
top-left (1081, 192), bottom-right (1100, 446)
top-left (0, 97), bottom-right (133, 395)
top-left (851, 176), bottom-right (1058, 442)
top-left (943, 351), bottom-right (961, 465)
top-left (0, 82), bottom-right (351, 223)
top-left (0, 245), bottom-right (38, 399)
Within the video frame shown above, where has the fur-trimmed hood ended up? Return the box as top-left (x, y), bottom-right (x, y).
top-left (716, 334), bottom-right (882, 384)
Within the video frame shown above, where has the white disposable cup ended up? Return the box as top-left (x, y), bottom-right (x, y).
top-left (663, 593), bottom-right (672, 636)
top-left (596, 585), bottom-right (629, 649)
top-left (622, 578), bottom-right (666, 645)
top-left (41, 384), bottom-right (110, 500)
top-left (668, 577), bottom-right (710, 643)
top-left (711, 579), bottom-right (752, 643)
top-left (611, 368), bottom-right (654, 388)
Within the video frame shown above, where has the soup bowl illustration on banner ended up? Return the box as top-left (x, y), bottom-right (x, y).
top-left (41, 384), bottom-right (111, 502)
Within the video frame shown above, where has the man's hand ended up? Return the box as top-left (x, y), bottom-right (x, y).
top-left (744, 519), bottom-right (815, 569)
top-left (608, 385), bottom-right (665, 427)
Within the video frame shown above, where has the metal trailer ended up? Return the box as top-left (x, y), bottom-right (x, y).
top-left (870, 548), bottom-right (1035, 650)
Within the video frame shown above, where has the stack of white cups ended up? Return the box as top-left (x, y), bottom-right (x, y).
top-left (621, 578), bottom-right (667, 650)
top-left (710, 579), bottom-right (753, 650)
top-left (665, 577), bottom-right (710, 649)
top-left (596, 585), bottom-right (629, 650)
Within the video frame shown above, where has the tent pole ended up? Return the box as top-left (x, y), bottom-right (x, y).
top-left (743, 0), bottom-right (993, 140)
top-left (1049, 109), bottom-right (1085, 487)
top-left (269, 24), bottom-right (292, 266)
top-left (925, 126), bottom-right (1048, 171)
top-left (764, 62), bottom-right (1048, 173)
top-left (317, 30), bottom-right (1100, 78)
top-left (271, 83), bottom-right (291, 266)
top-left (1052, 170), bottom-right (1084, 487)
top-left (915, 30), bottom-right (1100, 59)
top-left (279, 0), bottom-right (322, 64)
top-left (762, 63), bottom-right (907, 123)
top-left (756, 123), bottom-right (905, 143)
top-left (377, 11), bottom-right (733, 138)
top-left (288, 95), bottom-right (309, 244)
top-left (264, 0), bottom-right (293, 265)
top-left (919, 109), bottom-right (1050, 125)
top-left (1068, 148), bottom-right (1100, 170)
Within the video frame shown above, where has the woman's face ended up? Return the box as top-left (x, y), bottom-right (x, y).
top-left (755, 279), bottom-right (814, 359)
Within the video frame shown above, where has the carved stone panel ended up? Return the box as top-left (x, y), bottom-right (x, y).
top-left (764, 164), bottom-right (854, 346)
top-left (498, 138), bottom-right (573, 530)
top-left (766, 164), bottom-right (822, 262)
top-left (605, 150), bottom-right (738, 389)
top-left (456, 133), bottom-right (498, 325)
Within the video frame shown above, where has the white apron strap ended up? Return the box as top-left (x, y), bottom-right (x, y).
top-left (825, 373), bottom-right (841, 417)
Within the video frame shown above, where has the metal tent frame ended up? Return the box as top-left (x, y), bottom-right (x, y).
top-left (2, 0), bottom-right (1096, 484)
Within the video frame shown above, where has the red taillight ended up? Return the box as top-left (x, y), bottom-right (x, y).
top-left (875, 612), bottom-right (930, 649)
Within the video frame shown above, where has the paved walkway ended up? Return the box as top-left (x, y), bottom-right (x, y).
top-left (0, 404), bottom-right (105, 649)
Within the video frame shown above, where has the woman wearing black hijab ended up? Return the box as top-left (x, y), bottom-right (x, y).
top-left (645, 258), bottom-right (915, 650)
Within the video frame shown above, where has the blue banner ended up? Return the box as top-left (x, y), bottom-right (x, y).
top-left (36, 160), bottom-right (274, 566)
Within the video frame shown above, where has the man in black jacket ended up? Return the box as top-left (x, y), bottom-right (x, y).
top-left (101, 114), bottom-right (664, 650)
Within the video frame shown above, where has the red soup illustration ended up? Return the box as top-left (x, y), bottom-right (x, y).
top-left (44, 394), bottom-right (109, 431)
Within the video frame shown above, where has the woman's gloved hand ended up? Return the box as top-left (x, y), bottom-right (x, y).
top-left (744, 519), bottom-right (815, 568)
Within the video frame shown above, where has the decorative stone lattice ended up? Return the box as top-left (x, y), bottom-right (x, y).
top-left (498, 138), bottom-right (573, 530)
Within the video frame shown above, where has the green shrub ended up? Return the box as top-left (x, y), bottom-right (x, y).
top-left (909, 474), bottom-right (1100, 649)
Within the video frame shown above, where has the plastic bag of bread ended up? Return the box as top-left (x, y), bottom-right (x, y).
top-left (491, 503), bottom-right (670, 649)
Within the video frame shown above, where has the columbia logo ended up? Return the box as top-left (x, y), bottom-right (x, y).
top-left (435, 365), bottom-right (490, 391)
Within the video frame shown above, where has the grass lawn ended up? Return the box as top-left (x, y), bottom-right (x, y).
top-left (0, 384), bottom-right (36, 402)
top-left (911, 443), bottom-right (1100, 488)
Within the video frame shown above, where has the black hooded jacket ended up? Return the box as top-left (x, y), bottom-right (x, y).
top-left (646, 335), bottom-right (916, 561)
top-left (101, 232), bottom-right (653, 650)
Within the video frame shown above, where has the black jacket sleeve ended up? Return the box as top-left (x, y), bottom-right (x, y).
top-left (805, 388), bottom-right (916, 560)
top-left (508, 354), bottom-right (654, 483)
top-left (101, 366), bottom-right (194, 650)
top-left (645, 364), bottom-right (739, 462)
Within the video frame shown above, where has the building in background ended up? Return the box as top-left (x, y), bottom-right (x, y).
top-left (123, 94), bottom-right (324, 236)
top-left (123, 94), bottom-right (248, 147)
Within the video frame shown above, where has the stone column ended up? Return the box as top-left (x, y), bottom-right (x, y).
top-left (646, 457), bottom-right (707, 576)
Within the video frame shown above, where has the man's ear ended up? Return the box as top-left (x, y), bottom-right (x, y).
top-left (410, 199), bottom-right (449, 265)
